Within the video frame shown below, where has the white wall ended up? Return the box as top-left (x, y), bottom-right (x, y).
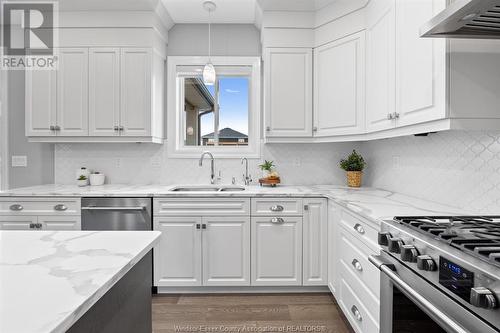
top-left (361, 131), bottom-right (500, 214)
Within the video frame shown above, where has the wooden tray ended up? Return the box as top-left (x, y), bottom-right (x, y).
top-left (259, 177), bottom-right (281, 187)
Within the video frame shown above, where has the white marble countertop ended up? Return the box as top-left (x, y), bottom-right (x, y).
top-left (0, 184), bottom-right (470, 226)
top-left (0, 230), bottom-right (160, 333)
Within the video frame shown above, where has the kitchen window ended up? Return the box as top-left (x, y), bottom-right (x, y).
top-left (167, 56), bottom-right (261, 158)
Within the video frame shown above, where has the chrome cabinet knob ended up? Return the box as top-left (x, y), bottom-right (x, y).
top-left (266, 126), bottom-right (271, 132)
top-left (353, 223), bottom-right (365, 235)
top-left (313, 126), bottom-right (318, 132)
top-left (378, 232), bottom-right (392, 246)
top-left (49, 125), bottom-right (55, 131)
top-left (54, 125), bottom-right (61, 131)
top-left (387, 113), bottom-right (394, 120)
top-left (114, 126), bottom-right (119, 131)
top-left (388, 238), bottom-right (404, 254)
top-left (352, 259), bottom-right (363, 272)
top-left (393, 112), bottom-right (400, 119)
top-left (9, 204), bottom-right (23, 211)
top-left (471, 287), bottom-right (498, 309)
top-left (401, 245), bottom-right (419, 262)
top-left (54, 204), bottom-right (68, 211)
top-left (119, 126), bottom-right (124, 131)
top-left (351, 305), bottom-right (362, 322)
top-left (270, 205), bottom-right (284, 212)
top-left (29, 223), bottom-right (36, 229)
top-left (271, 217), bottom-right (284, 224)
top-left (416, 255), bottom-right (436, 271)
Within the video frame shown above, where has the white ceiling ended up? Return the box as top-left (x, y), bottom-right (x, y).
top-left (58, 0), bottom-right (161, 11)
top-left (257, 0), bottom-right (337, 11)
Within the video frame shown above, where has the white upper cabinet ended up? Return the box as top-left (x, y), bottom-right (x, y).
top-left (57, 48), bottom-right (89, 136)
top-left (395, 0), bottom-right (447, 127)
top-left (25, 70), bottom-right (57, 136)
top-left (89, 48), bottom-right (120, 136)
top-left (365, 0), bottom-right (396, 133)
top-left (314, 32), bottom-right (365, 136)
top-left (264, 48), bottom-right (313, 138)
top-left (120, 48), bottom-right (152, 137)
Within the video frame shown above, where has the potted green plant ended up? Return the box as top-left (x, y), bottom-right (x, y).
top-left (339, 150), bottom-right (366, 187)
top-left (77, 175), bottom-right (88, 187)
top-left (259, 160), bottom-right (278, 179)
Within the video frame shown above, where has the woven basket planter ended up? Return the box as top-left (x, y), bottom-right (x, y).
top-left (346, 171), bottom-right (363, 188)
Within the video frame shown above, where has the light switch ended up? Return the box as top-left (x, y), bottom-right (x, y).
top-left (11, 155), bottom-right (27, 167)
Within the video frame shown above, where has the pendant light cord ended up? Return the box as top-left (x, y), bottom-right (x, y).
top-left (208, 9), bottom-right (212, 62)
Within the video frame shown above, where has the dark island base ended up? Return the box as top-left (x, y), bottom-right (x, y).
top-left (68, 251), bottom-right (153, 333)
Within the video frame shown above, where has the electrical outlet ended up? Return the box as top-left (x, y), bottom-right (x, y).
top-left (293, 157), bottom-right (301, 167)
top-left (392, 155), bottom-right (400, 170)
top-left (150, 156), bottom-right (161, 168)
top-left (11, 155), bottom-right (27, 167)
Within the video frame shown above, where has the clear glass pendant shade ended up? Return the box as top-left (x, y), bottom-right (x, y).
top-left (203, 62), bottom-right (216, 85)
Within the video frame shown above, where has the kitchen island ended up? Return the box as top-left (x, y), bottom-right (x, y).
top-left (0, 230), bottom-right (160, 333)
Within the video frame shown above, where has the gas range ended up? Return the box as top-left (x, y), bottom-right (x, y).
top-left (372, 216), bottom-right (500, 333)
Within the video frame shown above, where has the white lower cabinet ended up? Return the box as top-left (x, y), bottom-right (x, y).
top-left (303, 198), bottom-right (328, 285)
top-left (0, 216), bottom-right (37, 230)
top-left (327, 201), bottom-right (340, 295)
top-left (202, 217), bottom-right (250, 286)
top-left (154, 216), bottom-right (250, 287)
top-left (251, 216), bottom-right (302, 286)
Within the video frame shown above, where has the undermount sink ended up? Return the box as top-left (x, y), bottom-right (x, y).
top-left (169, 185), bottom-right (246, 192)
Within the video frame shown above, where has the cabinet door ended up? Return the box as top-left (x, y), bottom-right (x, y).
top-left (366, 0), bottom-right (396, 132)
top-left (202, 216), bottom-right (250, 286)
top-left (395, 0), bottom-right (447, 127)
top-left (0, 216), bottom-right (37, 230)
top-left (25, 70), bottom-right (57, 136)
top-left (154, 217), bottom-right (202, 287)
top-left (120, 48), bottom-right (152, 137)
top-left (303, 198), bottom-right (328, 286)
top-left (251, 216), bottom-right (302, 286)
top-left (264, 48), bottom-right (312, 138)
top-left (327, 202), bottom-right (340, 295)
top-left (39, 216), bottom-right (81, 230)
top-left (89, 48), bottom-right (120, 136)
top-left (57, 48), bottom-right (89, 136)
top-left (314, 32), bottom-right (365, 136)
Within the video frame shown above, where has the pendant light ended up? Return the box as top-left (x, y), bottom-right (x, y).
top-left (203, 1), bottom-right (216, 85)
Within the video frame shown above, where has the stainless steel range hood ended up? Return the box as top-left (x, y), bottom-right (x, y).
top-left (421, 0), bottom-right (500, 39)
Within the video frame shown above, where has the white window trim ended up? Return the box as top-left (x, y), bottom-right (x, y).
top-left (167, 56), bottom-right (261, 158)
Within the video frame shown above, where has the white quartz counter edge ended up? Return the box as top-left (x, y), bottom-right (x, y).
top-left (0, 231), bottom-right (161, 333)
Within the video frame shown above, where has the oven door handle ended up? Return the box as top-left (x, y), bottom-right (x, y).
top-left (81, 206), bottom-right (146, 211)
top-left (369, 255), bottom-right (468, 333)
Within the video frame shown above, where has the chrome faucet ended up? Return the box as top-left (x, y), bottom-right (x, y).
top-left (241, 157), bottom-right (252, 186)
top-left (199, 151), bottom-right (216, 184)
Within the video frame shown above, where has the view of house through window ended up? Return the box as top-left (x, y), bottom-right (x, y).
top-left (183, 75), bottom-right (249, 147)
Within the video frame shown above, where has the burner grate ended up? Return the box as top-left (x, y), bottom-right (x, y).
top-left (393, 216), bottom-right (500, 267)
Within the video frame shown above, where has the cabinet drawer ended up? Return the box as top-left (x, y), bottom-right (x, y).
top-left (0, 216), bottom-right (37, 230)
top-left (0, 198), bottom-right (81, 216)
top-left (339, 276), bottom-right (379, 333)
top-left (339, 228), bottom-right (380, 298)
top-left (154, 198), bottom-right (250, 216)
top-left (340, 209), bottom-right (379, 251)
top-left (251, 198), bottom-right (303, 216)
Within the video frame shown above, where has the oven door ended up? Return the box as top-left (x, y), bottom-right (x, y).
top-left (369, 252), bottom-right (498, 333)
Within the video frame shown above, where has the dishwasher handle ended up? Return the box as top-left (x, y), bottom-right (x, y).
top-left (369, 255), bottom-right (468, 333)
top-left (81, 206), bottom-right (146, 211)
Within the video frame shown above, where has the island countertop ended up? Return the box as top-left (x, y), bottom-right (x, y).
top-left (0, 230), bottom-right (160, 333)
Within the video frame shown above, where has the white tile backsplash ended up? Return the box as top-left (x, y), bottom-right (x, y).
top-left (55, 142), bottom-right (359, 186)
top-left (361, 131), bottom-right (500, 214)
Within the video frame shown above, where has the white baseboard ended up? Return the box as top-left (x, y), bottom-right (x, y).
top-left (156, 286), bottom-right (329, 294)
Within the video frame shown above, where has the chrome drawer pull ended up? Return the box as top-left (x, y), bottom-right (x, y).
top-left (351, 305), bottom-right (362, 322)
top-left (9, 204), bottom-right (23, 211)
top-left (29, 223), bottom-right (36, 229)
top-left (54, 204), bottom-right (68, 211)
top-left (271, 217), bottom-right (285, 224)
top-left (352, 259), bottom-right (363, 272)
top-left (270, 205), bottom-right (284, 212)
top-left (353, 223), bottom-right (365, 235)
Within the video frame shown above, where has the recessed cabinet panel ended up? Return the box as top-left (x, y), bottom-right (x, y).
top-left (366, 0), bottom-right (396, 132)
top-left (314, 32), bottom-right (365, 136)
top-left (303, 199), bottom-right (328, 285)
top-left (396, 0), bottom-right (447, 126)
top-left (57, 48), bottom-right (89, 136)
top-left (202, 217), bottom-right (250, 286)
top-left (120, 48), bottom-right (152, 137)
top-left (39, 216), bottom-right (81, 230)
top-left (25, 70), bottom-right (57, 136)
top-left (89, 48), bottom-right (120, 136)
top-left (154, 217), bottom-right (202, 287)
top-left (251, 216), bottom-right (302, 286)
top-left (0, 216), bottom-right (37, 230)
top-left (265, 48), bottom-right (312, 137)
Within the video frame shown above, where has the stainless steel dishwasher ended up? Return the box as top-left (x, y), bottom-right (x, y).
top-left (81, 198), bottom-right (152, 230)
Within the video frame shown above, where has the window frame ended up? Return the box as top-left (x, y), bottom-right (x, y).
top-left (167, 56), bottom-right (261, 158)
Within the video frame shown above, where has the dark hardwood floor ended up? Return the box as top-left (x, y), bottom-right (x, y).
top-left (152, 293), bottom-right (354, 333)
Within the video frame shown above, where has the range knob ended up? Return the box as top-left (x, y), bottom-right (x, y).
top-left (470, 287), bottom-right (498, 309)
top-left (416, 255), bottom-right (436, 271)
top-left (378, 232), bottom-right (392, 246)
top-left (401, 245), bottom-right (419, 262)
top-left (388, 238), bottom-right (404, 253)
